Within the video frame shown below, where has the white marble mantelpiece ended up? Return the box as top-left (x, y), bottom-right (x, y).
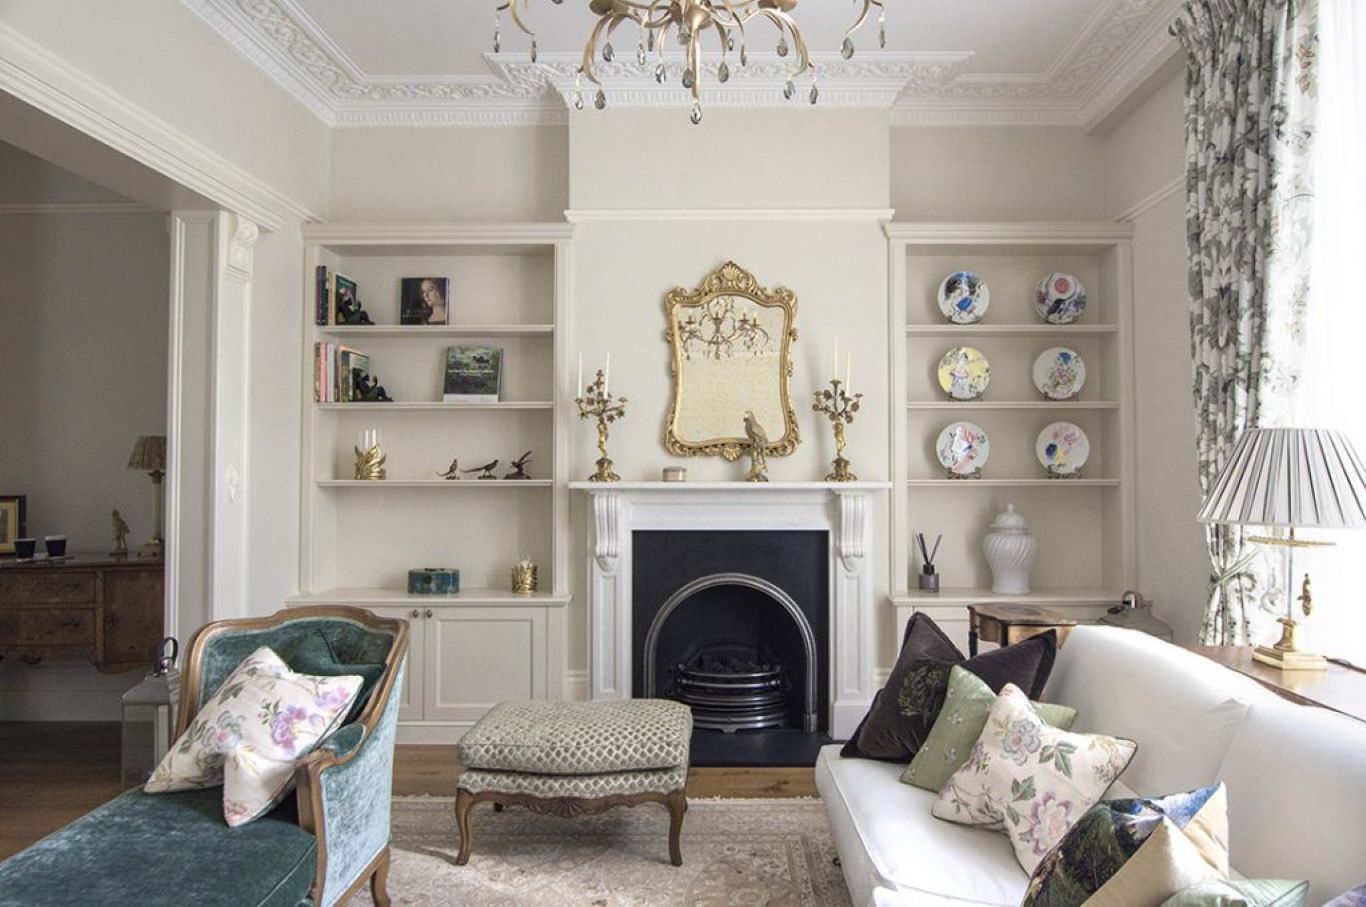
top-left (570, 481), bottom-right (890, 738)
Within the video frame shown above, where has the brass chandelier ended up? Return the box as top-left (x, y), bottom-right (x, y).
top-left (494, 1), bottom-right (887, 124)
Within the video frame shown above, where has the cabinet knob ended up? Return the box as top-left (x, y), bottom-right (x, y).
top-left (410, 609), bottom-right (420, 619)
top-left (424, 609), bottom-right (434, 619)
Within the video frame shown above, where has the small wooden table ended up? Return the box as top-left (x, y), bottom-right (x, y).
top-left (968, 603), bottom-right (1078, 656)
top-left (1184, 645), bottom-right (1366, 724)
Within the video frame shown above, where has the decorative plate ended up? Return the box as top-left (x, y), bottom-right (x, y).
top-left (1032, 347), bottom-right (1087, 400)
top-left (937, 346), bottom-right (991, 400)
top-left (936, 421), bottom-right (991, 477)
top-left (1036, 422), bottom-right (1090, 476)
top-left (938, 271), bottom-right (990, 324)
top-left (1034, 273), bottom-right (1087, 324)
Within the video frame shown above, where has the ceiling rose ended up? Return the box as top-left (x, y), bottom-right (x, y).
top-left (494, 0), bottom-right (886, 124)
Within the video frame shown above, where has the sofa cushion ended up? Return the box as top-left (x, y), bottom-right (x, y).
top-left (1024, 784), bottom-right (1229, 906)
top-left (932, 684), bottom-right (1137, 874)
top-left (817, 744), bottom-right (1030, 907)
top-left (1041, 627), bottom-right (1260, 796)
top-left (843, 613), bottom-right (1058, 762)
top-left (0, 787), bottom-right (316, 907)
top-left (1217, 696), bottom-right (1366, 901)
top-left (903, 665), bottom-right (1078, 793)
top-left (1163, 879), bottom-right (1310, 907)
top-left (457, 699), bottom-right (692, 775)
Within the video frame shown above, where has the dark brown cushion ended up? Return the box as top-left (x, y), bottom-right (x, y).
top-left (840, 613), bottom-right (1058, 762)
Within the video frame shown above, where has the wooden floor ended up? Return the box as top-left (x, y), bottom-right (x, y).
top-left (0, 723), bottom-right (818, 860)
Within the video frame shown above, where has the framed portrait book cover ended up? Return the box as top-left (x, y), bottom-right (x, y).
top-left (401, 277), bottom-right (450, 325)
top-left (443, 346), bottom-right (503, 403)
top-left (0, 495), bottom-right (26, 556)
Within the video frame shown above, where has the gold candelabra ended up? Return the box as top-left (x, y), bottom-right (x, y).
top-left (813, 379), bottom-right (862, 482)
top-left (576, 370), bottom-right (627, 482)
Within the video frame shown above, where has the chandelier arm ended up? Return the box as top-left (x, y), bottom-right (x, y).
top-left (578, 14), bottom-right (620, 86)
top-left (504, 0), bottom-right (535, 40)
top-left (688, 33), bottom-right (701, 101)
top-left (843, 0), bottom-right (879, 41)
top-left (760, 9), bottom-right (811, 78)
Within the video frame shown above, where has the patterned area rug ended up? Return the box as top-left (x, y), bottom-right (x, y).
top-left (353, 796), bottom-right (852, 906)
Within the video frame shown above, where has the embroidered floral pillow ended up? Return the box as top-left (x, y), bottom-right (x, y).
top-left (145, 646), bottom-right (362, 827)
top-left (931, 683), bottom-right (1137, 874)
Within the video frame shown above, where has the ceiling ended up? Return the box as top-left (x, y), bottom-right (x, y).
top-left (181, 0), bottom-right (1184, 129)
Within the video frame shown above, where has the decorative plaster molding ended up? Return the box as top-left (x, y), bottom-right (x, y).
top-left (0, 202), bottom-right (152, 215)
top-left (0, 21), bottom-right (315, 230)
top-left (567, 208), bottom-right (895, 223)
top-left (1114, 176), bottom-right (1184, 223)
top-left (181, 0), bottom-right (1181, 129)
top-left (224, 214), bottom-right (260, 281)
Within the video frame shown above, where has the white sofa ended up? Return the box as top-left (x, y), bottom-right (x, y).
top-left (817, 626), bottom-right (1366, 906)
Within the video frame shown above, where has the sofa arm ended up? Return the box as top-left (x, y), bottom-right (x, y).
top-left (296, 657), bottom-right (406, 907)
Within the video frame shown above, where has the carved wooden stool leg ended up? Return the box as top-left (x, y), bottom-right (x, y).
top-left (369, 846), bottom-right (392, 907)
top-left (665, 790), bottom-right (687, 867)
top-left (454, 789), bottom-right (475, 866)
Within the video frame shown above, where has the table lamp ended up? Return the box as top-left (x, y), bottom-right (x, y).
top-left (1198, 428), bottom-right (1366, 670)
top-left (127, 435), bottom-right (167, 559)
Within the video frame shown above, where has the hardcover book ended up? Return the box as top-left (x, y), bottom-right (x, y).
top-left (339, 348), bottom-right (368, 402)
top-left (443, 346), bottom-right (502, 403)
top-left (400, 277), bottom-right (450, 325)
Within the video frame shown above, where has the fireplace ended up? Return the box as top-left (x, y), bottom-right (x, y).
top-left (633, 531), bottom-right (829, 740)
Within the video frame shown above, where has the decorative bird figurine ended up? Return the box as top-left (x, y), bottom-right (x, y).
top-left (504, 451), bottom-right (534, 480)
top-left (463, 459), bottom-right (499, 480)
top-left (110, 509), bottom-right (130, 557)
top-left (743, 411), bottom-right (770, 482)
top-left (436, 458), bottom-right (461, 480)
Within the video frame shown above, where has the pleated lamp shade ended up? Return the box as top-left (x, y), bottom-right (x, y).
top-left (127, 435), bottom-right (167, 473)
top-left (1198, 428), bottom-right (1366, 530)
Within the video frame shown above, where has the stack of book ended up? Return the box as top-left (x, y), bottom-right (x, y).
top-left (314, 343), bottom-right (371, 402)
top-left (315, 266), bottom-right (359, 326)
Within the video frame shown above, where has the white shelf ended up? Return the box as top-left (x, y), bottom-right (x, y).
top-left (906, 478), bottom-right (1120, 487)
top-left (318, 479), bottom-right (553, 488)
top-left (319, 324), bottom-right (554, 338)
top-left (315, 401), bottom-right (553, 411)
top-left (892, 587), bottom-right (1124, 608)
top-left (905, 324), bottom-right (1119, 337)
top-left (907, 401), bottom-right (1120, 411)
top-left (288, 587), bottom-right (571, 608)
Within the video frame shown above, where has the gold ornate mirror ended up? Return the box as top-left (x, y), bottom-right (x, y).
top-left (664, 261), bottom-right (800, 460)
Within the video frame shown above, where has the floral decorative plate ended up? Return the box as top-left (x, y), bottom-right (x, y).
top-left (937, 346), bottom-right (991, 400)
top-left (938, 271), bottom-right (990, 324)
top-left (936, 421), bottom-right (990, 477)
top-left (1032, 347), bottom-right (1086, 400)
top-left (1034, 273), bottom-right (1087, 324)
top-left (1035, 422), bottom-right (1090, 476)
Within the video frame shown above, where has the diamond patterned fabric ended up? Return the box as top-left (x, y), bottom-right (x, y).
top-left (457, 763), bottom-right (688, 798)
top-left (457, 700), bottom-right (692, 776)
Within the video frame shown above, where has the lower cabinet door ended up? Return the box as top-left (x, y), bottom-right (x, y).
top-left (366, 606), bottom-right (425, 722)
top-left (422, 606), bottom-right (548, 725)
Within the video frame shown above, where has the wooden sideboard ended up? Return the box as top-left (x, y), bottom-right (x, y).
top-left (0, 554), bottom-right (164, 673)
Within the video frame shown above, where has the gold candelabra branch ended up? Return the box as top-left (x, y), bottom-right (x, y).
top-left (813, 379), bottom-right (862, 482)
top-left (576, 369), bottom-right (628, 482)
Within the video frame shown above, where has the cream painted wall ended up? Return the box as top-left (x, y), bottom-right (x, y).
top-left (0, 0), bottom-right (331, 216)
top-left (329, 127), bottom-right (569, 222)
top-left (0, 208), bottom-right (170, 718)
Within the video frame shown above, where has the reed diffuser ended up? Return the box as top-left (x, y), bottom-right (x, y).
top-left (917, 532), bottom-right (942, 593)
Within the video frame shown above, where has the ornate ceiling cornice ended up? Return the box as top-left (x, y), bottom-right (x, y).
top-left (181, 0), bottom-right (1182, 130)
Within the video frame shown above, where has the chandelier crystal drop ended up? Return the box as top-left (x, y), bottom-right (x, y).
top-left (495, 0), bottom-right (887, 125)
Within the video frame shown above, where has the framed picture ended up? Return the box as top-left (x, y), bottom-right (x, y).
top-left (0, 495), bottom-right (27, 556)
top-left (443, 346), bottom-right (503, 403)
top-left (401, 277), bottom-right (450, 325)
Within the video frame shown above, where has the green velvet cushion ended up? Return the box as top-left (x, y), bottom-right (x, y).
top-left (0, 787), bottom-right (316, 907)
top-left (901, 664), bottom-right (1077, 792)
top-left (1162, 880), bottom-right (1310, 907)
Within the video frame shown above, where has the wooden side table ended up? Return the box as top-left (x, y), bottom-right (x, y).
top-left (1184, 645), bottom-right (1366, 724)
top-left (968, 603), bottom-right (1078, 656)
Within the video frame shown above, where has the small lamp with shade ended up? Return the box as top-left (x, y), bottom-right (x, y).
top-left (127, 435), bottom-right (166, 559)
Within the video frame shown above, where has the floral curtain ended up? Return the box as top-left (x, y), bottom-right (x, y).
top-left (1174, 0), bottom-right (1319, 644)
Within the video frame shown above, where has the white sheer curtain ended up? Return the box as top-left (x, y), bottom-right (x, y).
top-left (1294, 0), bottom-right (1366, 664)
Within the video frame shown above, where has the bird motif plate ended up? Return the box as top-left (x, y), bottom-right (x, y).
top-left (1032, 347), bottom-right (1086, 400)
top-left (1034, 273), bottom-right (1087, 324)
top-left (937, 346), bottom-right (991, 400)
top-left (938, 271), bottom-right (990, 324)
top-left (1036, 422), bottom-right (1090, 476)
top-left (936, 421), bottom-right (990, 478)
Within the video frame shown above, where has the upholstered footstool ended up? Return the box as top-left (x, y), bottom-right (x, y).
top-left (454, 699), bottom-right (692, 866)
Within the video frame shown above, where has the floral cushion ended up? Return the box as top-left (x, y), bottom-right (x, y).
top-left (902, 665), bottom-right (1078, 793)
top-left (1024, 784), bottom-right (1230, 906)
top-left (145, 646), bottom-right (362, 827)
top-left (931, 683), bottom-right (1137, 874)
top-left (1163, 879), bottom-right (1310, 907)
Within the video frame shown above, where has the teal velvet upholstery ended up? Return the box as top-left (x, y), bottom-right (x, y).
top-left (315, 658), bottom-right (406, 907)
top-left (0, 787), bottom-right (316, 907)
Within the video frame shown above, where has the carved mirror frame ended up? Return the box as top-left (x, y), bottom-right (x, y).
top-left (663, 261), bottom-right (801, 460)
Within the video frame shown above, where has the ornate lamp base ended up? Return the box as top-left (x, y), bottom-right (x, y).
top-left (826, 457), bottom-right (857, 482)
top-left (589, 457), bottom-right (620, 483)
top-left (1252, 617), bottom-right (1328, 672)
